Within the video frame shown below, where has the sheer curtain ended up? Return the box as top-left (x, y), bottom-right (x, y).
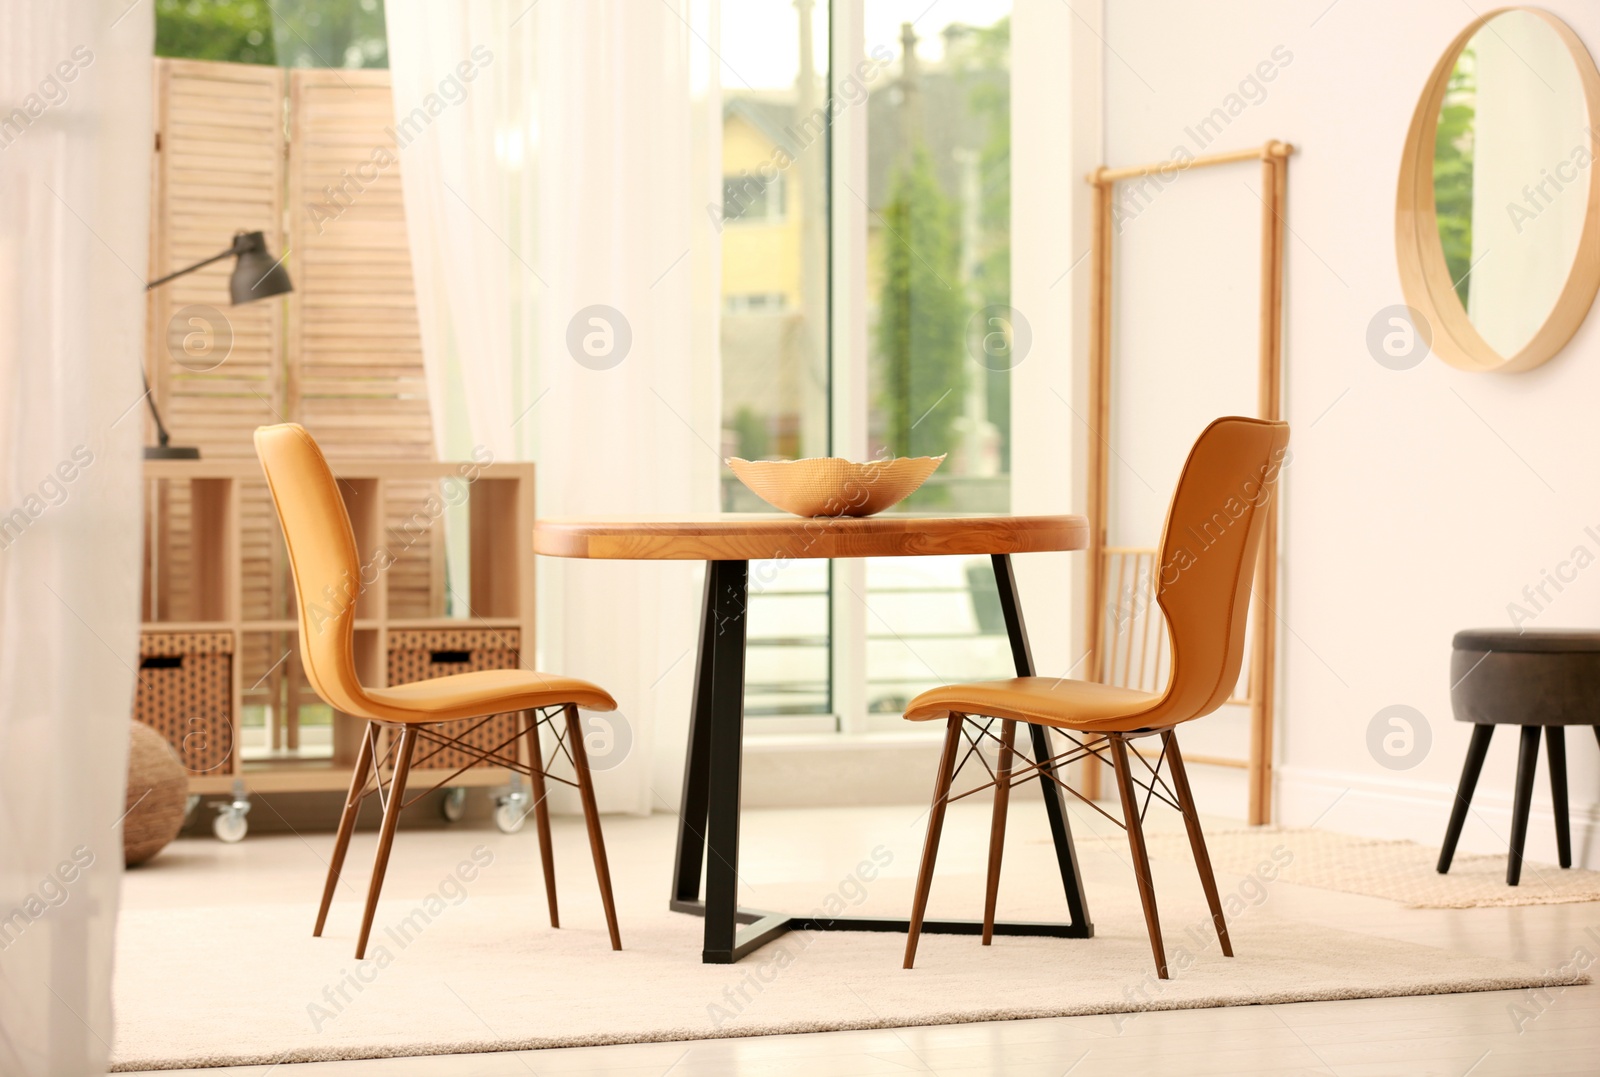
top-left (386, 0), bottom-right (721, 813)
top-left (0, 2), bottom-right (151, 1073)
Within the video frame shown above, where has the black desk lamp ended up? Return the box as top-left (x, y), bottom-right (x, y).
top-left (143, 230), bottom-right (293, 460)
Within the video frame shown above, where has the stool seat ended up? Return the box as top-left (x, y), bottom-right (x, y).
top-left (1453, 628), bottom-right (1600, 654)
top-left (1450, 632), bottom-right (1600, 726)
top-left (1442, 627), bottom-right (1600, 886)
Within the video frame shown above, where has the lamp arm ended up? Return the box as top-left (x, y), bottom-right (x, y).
top-left (145, 243), bottom-right (238, 291)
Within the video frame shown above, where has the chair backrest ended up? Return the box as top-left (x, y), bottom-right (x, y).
top-left (1149, 416), bottom-right (1290, 725)
top-left (253, 423), bottom-right (373, 718)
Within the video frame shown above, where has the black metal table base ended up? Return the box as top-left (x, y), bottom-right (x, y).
top-left (671, 554), bottom-right (1094, 963)
top-left (671, 898), bottom-right (1089, 963)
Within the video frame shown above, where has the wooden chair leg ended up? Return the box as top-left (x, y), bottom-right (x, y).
top-left (315, 720), bottom-right (375, 937)
top-left (1438, 724), bottom-right (1494, 874)
top-left (1507, 725), bottom-right (1541, 886)
top-left (355, 724), bottom-right (415, 960)
top-left (1161, 730), bottom-right (1230, 957)
top-left (1111, 735), bottom-right (1167, 979)
top-left (564, 705), bottom-right (622, 950)
top-left (982, 719), bottom-right (1018, 945)
top-left (1546, 726), bottom-right (1570, 869)
top-left (905, 714), bottom-right (965, 970)
top-left (523, 710), bottom-right (560, 928)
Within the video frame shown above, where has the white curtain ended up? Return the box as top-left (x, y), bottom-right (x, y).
top-left (0, 2), bottom-right (150, 1074)
top-left (386, 0), bottom-right (721, 813)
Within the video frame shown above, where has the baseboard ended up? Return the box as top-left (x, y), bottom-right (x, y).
top-left (1275, 764), bottom-right (1600, 871)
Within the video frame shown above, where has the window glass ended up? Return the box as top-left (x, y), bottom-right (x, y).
top-left (155, 0), bottom-right (388, 68)
top-left (863, 3), bottom-right (1013, 718)
top-left (720, 0), bottom-right (832, 720)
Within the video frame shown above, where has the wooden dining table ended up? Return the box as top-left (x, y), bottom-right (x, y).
top-left (533, 512), bottom-right (1096, 963)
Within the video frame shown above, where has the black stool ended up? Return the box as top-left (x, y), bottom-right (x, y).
top-left (1440, 628), bottom-right (1600, 885)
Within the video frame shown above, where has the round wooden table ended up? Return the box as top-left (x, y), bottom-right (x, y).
top-left (533, 512), bottom-right (1095, 963)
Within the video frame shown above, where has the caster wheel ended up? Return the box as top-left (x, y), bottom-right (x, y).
top-left (213, 808), bottom-right (248, 843)
top-left (494, 801), bottom-right (526, 834)
top-left (440, 786), bottom-right (467, 823)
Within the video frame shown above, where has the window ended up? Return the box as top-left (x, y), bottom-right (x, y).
top-left (719, 1), bottom-right (1015, 732)
top-left (723, 171), bottom-right (788, 224)
top-left (725, 293), bottom-right (789, 313)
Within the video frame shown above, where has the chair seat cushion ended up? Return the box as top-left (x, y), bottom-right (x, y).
top-left (365, 669), bottom-right (616, 723)
top-left (1452, 628), bottom-right (1600, 653)
top-left (904, 677), bottom-right (1161, 731)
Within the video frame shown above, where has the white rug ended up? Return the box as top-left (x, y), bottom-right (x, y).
top-left (111, 842), bottom-right (1586, 1071)
top-left (1134, 827), bottom-right (1600, 909)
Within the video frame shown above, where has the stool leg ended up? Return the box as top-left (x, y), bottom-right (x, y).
top-left (1507, 725), bottom-right (1541, 886)
top-left (1438, 724), bottom-right (1494, 874)
top-left (1546, 727), bottom-right (1570, 869)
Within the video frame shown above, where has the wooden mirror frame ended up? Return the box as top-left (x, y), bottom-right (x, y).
top-left (1396, 6), bottom-right (1600, 373)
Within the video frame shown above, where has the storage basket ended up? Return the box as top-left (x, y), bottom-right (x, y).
top-left (386, 628), bottom-right (524, 772)
top-left (134, 631), bottom-right (234, 776)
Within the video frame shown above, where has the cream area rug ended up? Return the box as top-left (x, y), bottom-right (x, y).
top-left (1136, 827), bottom-right (1600, 909)
top-left (110, 808), bottom-right (1587, 1072)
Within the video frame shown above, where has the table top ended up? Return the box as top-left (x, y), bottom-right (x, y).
top-left (533, 513), bottom-right (1090, 561)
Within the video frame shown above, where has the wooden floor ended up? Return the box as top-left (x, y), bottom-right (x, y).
top-left (142, 798), bottom-right (1599, 1077)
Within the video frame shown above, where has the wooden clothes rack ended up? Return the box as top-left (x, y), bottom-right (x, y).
top-left (1082, 140), bottom-right (1292, 825)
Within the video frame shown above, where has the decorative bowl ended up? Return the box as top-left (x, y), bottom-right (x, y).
top-left (726, 455), bottom-right (946, 518)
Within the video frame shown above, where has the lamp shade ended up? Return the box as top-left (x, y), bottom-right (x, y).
top-left (228, 231), bottom-right (293, 305)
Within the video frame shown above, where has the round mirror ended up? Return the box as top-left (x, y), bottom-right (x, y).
top-left (1397, 7), bottom-right (1600, 372)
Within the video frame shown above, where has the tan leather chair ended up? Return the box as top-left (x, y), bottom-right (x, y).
top-left (254, 423), bottom-right (621, 959)
top-left (901, 416), bottom-right (1290, 978)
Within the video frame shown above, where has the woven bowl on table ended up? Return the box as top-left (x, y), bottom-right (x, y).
top-left (726, 455), bottom-right (945, 518)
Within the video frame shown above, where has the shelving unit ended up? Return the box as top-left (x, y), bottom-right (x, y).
top-left (140, 459), bottom-right (536, 830)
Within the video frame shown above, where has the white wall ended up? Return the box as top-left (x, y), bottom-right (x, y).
top-left (1100, 0), bottom-right (1600, 865)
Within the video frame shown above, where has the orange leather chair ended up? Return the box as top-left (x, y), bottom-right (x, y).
top-left (255, 423), bottom-right (621, 959)
top-left (901, 416), bottom-right (1290, 978)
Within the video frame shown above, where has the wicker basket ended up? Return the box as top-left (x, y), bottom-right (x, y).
top-left (134, 631), bottom-right (234, 776)
top-left (386, 628), bottom-right (524, 772)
